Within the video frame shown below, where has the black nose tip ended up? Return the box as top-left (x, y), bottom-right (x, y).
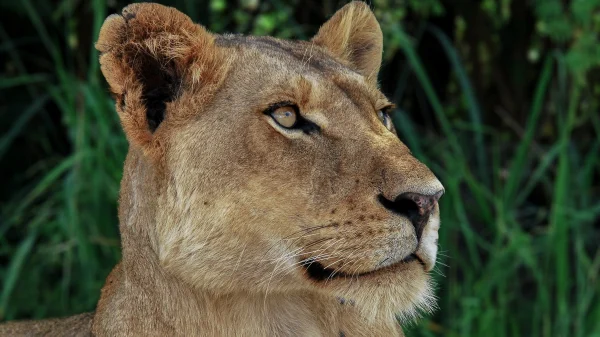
top-left (378, 189), bottom-right (443, 240)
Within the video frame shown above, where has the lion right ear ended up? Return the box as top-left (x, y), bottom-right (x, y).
top-left (96, 3), bottom-right (226, 151)
top-left (312, 1), bottom-right (383, 85)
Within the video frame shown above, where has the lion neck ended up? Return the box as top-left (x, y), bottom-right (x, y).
top-left (92, 149), bottom-right (403, 336)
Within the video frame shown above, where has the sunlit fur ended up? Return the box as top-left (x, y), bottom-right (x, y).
top-left (0, 2), bottom-right (445, 336)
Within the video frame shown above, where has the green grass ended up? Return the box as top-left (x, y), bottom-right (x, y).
top-left (1, 1), bottom-right (599, 336)
top-left (0, 0), bottom-right (124, 319)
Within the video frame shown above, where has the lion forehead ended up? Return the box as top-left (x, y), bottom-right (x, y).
top-left (215, 34), bottom-right (362, 78)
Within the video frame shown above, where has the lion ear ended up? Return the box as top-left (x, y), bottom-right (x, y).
top-left (96, 3), bottom-right (225, 150)
top-left (312, 1), bottom-right (383, 85)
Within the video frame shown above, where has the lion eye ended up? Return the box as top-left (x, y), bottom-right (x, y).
top-left (265, 102), bottom-right (320, 135)
top-left (377, 109), bottom-right (393, 131)
top-left (271, 106), bottom-right (298, 128)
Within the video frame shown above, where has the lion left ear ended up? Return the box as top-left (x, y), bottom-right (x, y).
top-left (312, 1), bottom-right (383, 85)
top-left (96, 3), bottom-right (229, 154)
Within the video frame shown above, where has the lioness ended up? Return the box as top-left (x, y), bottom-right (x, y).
top-left (0, 2), bottom-right (444, 336)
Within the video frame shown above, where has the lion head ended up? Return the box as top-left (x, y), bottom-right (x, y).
top-left (96, 1), bottom-right (443, 325)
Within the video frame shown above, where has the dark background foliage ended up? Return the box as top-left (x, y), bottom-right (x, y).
top-left (1, 0), bottom-right (599, 336)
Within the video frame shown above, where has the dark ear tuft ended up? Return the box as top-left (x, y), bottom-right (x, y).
top-left (136, 57), bottom-right (179, 132)
top-left (144, 87), bottom-right (169, 133)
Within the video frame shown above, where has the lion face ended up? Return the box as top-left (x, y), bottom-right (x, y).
top-left (97, 1), bottom-right (443, 322)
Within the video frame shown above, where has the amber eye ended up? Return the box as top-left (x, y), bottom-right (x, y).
top-left (270, 106), bottom-right (298, 128)
top-left (265, 103), bottom-right (320, 135)
top-left (377, 109), bottom-right (394, 131)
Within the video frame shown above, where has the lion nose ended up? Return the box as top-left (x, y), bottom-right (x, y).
top-left (378, 189), bottom-right (444, 240)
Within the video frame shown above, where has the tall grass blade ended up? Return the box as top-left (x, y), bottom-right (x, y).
top-left (393, 25), bottom-right (463, 158)
top-left (0, 231), bottom-right (37, 317)
top-left (0, 95), bottom-right (49, 160)
top-left (503, 55), bottom-right (554, 204)
top-left (550, 84), bottom-right (580, 335)
top-left (426, 25), bottom-right (487, 185)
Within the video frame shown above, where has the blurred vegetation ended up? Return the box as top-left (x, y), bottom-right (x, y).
top-left (0, 0), bottom-right (599, 336)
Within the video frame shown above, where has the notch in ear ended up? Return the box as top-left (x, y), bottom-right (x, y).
top-left (96, 3), bottom-right (227, 151)
top-left (312, 1), bottom-right (383, 85)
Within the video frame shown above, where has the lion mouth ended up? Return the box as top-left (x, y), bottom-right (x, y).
top-left (301, 254), bottom-right (423, 282)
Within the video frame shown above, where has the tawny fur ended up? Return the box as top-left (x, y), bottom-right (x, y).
top-left (0, 2), bottom-right (444, 336)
